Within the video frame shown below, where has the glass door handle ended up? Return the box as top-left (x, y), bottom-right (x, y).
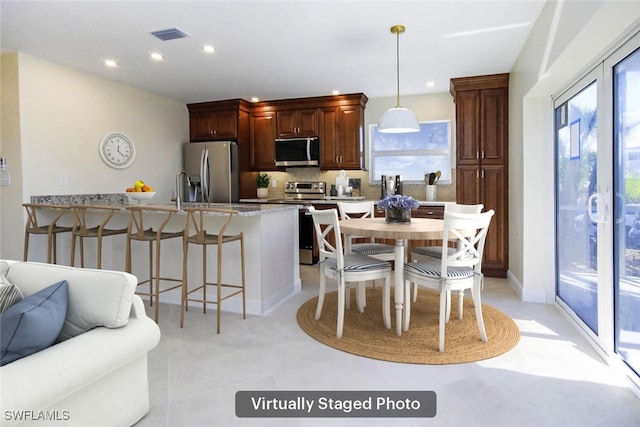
top-left (588, 192), bottom-right (608, 223)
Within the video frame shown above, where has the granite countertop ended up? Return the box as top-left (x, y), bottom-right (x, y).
top-left (30, 194), bottom-right (301, 217)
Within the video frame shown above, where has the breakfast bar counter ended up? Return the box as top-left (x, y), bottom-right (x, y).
top-left (27, 194), bottom-right (302, 316)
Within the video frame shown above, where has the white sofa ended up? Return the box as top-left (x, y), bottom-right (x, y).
top-left (0, 260), bottom-right (161, 427)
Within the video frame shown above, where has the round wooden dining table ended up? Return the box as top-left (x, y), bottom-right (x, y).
top-left (339, 217), bottom-right (446, 336)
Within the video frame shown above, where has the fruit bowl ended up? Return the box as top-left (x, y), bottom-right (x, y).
top-left (125, 192), bottom-right (156, 203)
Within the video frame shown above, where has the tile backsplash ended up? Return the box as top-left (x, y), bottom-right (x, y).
top-left (258, 168), bottom-right (456, 202)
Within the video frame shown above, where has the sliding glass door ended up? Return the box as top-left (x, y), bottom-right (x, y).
top-left (555, 30), bottom-right (640, 379)
top-left (612, 42), bottom-right (640, 376)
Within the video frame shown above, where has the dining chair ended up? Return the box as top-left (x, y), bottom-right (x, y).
top-left (308, 206), bottom-right (392, 338)
top-left (22, 203), bottom-right (73, 264)
top-left (70, 204), bottom-right (128, 269)
top-left (336, 201), bottom-right (395, 260)
top-left (125, 205), bottom-right (184, 322)
top-left (337, 200), bottom-right (396, 310)
top-left (180, 207), bottom-right (246, 334)
top-left (410, 203), bottom-right (484, 304)
top-left (403, 209), bottom-right (494, 352)
top-left (411, 203), bottom-right (484, 261)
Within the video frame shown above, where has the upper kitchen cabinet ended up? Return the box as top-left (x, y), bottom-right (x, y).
top-left (276, 108), bottom-right (318, 138)
top-left (450, 73), bottom-right (508, 278)
top-left (318, 102), bottom-right (365, 170)
top-left (186, 99), bottom-right (251, 141)
top-left (249, 108), bottom-right (278, 171)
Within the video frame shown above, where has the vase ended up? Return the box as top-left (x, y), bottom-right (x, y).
top-left (385, 207), bottom-right (411, 224)
top-left (257, 187), bottom-right (269, 199)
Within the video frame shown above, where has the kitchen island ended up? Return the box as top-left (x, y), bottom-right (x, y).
top-left (28, 194), bottom-right (302, 316)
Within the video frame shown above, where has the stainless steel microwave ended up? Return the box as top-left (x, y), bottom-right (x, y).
top-left (275, 137), bottom-right (320, 167)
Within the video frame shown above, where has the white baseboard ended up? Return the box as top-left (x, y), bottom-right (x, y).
top-left (506, 269), bottom-right (548, 303)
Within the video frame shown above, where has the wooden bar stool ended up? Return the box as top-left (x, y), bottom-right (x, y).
top-left (23, 203), bottom-right (73, 264)
top-left (125, 205), bottom-right (184, 322)
top-left (181, 207), bottom-right (246, 333)
top-left (70, 204), bottom-right (128, 269)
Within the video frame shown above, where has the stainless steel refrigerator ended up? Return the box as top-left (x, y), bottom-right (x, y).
top-left (183, 141), bottom-right (239, 203)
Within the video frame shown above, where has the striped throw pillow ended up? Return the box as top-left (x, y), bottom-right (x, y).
top-left (0, 274), bottom-right (24, 314)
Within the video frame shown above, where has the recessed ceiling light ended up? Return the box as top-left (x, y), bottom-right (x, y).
top-left (104, 59), bottom-right (118, 68)
top-left (332, 90), bottom-right (340, 95)
top-left (150, 52), bottom-right (163, 61)
top-left (426, 81), bottom-right (435, 88)
top-left (203, 45), bottom-right (215, 53)
top-left (251, 97), bottom-right (260, 103)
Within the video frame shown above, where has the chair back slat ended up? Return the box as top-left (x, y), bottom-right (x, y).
top-left (308, 207), bottom-right (344, 269)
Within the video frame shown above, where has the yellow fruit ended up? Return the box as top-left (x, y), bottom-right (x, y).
top-left (134, 180), bottom-right (145, 189)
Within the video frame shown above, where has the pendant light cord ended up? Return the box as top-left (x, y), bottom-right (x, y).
top-left (396, 29), bottom-right (401, 107)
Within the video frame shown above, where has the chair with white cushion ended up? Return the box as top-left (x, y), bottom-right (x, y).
top-left (308, 206), bottom-right (392, 338)
top-left (410, 203), bottom-right (483, 305)
top-left (404, 209), bottom-right (494, 352)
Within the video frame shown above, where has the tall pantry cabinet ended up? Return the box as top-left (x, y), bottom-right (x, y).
top-left (450, 73), bottom-right (508, 278)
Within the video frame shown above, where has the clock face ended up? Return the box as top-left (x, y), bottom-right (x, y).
top-left (99, 132), bottom-right (136, 169)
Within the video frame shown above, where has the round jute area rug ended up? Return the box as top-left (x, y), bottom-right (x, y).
top-left (296, 288), bottom-right (520, 364)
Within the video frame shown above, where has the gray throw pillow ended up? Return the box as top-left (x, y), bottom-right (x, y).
top-left (0, 274), bottom-right (24, 314)
top-left (0, 280), bottom-right (68, 366)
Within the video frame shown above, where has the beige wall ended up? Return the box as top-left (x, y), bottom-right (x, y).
top-left (0, 52), bottom-right (189, 260)
top-left (509, 0), bottom-right (640, 302)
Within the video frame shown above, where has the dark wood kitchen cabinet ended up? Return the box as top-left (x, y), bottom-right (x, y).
top-left (249, 109), bottom-right (278, 171)
top-left (187, 99), bottom-right (251, 142)
top-left (276, 108), bottom-right (318, 138)
top-left (450, 73), bottom-right (508, 277)
top-left (189, 109), bottom-right (238, 140)
top-left (318, 95), bottom-right (367, 170)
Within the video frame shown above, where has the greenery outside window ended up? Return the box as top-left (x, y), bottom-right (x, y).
top-left (368, 120), bottom-right (452, 185)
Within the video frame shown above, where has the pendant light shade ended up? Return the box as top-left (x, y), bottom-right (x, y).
top-left (378, 25), bottom-right (420, 134)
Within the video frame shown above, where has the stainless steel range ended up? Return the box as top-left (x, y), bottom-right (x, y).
top-left (285, 181), bottom-right (325, 265)
top-left (284, 181), bottom-right (326, 202)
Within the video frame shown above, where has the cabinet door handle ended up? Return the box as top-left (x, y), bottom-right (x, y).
top-left (477, 150), bottom-right (480, 159)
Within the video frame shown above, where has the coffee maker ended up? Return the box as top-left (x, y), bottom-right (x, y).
top-left (381, 175), bottom-right (403, 197)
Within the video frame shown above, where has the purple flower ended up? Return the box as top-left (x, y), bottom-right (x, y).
top-left (377, 195), bottom-right (419, 211)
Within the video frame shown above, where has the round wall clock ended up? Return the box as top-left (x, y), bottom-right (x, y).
top-left (99, 132), bottom-right (136, 169)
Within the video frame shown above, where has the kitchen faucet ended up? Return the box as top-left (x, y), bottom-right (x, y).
top-left (175, 170), bottom-right (187, 210)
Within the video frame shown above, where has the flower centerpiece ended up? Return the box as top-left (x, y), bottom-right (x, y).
top-left (377, 194), bottom-right (420, 224)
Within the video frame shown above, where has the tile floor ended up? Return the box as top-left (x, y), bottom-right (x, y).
top-left (135, 266), bottom-right (640, 427)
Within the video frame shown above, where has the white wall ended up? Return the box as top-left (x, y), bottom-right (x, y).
top-left (510, 0), bottom-right (640, 302)
top-left (0, 51), bottom-right (189, 260)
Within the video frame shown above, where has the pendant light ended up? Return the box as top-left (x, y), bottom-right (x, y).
top-left (378, 25), bottom-right (420, 133)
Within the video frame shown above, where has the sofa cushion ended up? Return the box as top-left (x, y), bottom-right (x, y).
top-left (1, 261), bottom-right (137, 341)
top-left (0, 274), bottom-right (24, 314)
top-left (0, 280), bottom-right (68, 366)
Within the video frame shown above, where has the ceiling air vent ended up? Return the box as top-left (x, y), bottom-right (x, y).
top-left (150, 28), bottom-right (190, 41)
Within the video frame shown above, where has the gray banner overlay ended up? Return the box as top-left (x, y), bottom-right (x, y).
top-left (236, 390), bottom-right (436, 418)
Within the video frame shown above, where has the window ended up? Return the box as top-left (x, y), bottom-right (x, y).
top-left (368, 120), bottom-right (452, 185)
